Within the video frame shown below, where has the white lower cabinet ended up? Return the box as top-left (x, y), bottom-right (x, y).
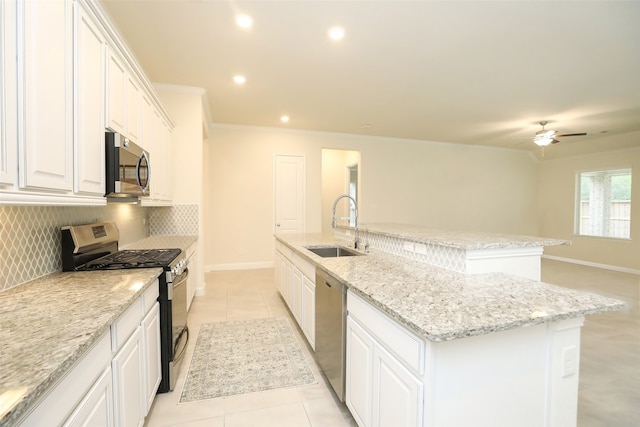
top-left (346, 291), bottom-right (424, 427)
top-left (291, 266), bottom-right (303, 323)
top-left (112, 327), bottom-right (144, 427)
top-left (301, 274), bottom-right (315, 347)
top-left (63, 366), bottom-right (114, 427)
top-left (346, 316), bottom-right (374, 427)
top-left (274, 244), bottom-right (315, 348)
top-left (17, 281), bottom-right (160, 427)
top-left (142, 303), bottom-right (162, 412)
top-left (17, 332), bottom-right (113, 427)
top-left (373, 345), bottom-right (422, 427)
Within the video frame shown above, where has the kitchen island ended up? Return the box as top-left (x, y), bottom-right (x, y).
top-left (274, 227), bottom-right (623, 427)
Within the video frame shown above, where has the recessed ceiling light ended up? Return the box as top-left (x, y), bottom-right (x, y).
top-left (328, 26), bottom-right (345, 41)
top-left (233, 75), bottom-right (246, 85)
top-left (280, 115), bottom-right (290, 123)
top-left (236, 14), bottom-right (253, 28)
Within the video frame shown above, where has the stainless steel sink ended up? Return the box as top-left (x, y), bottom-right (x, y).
top-left (305, 246), bottom-right (363, 258)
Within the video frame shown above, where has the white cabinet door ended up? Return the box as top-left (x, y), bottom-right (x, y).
top-left (63, 367), bottom-right (114, 427)
top-left (74, 1), bottom-right (105, 195)
top-left (283, 258), bottom-right (292, 307)
top-left (112, 327), bottom-right (144, 427)
top-left (291, 266), bottom-right (303, 323)
top-left (106, 46), bottom-right (126, 134)
top-left (302, 274), bottom-right (315, 348)
top-left (18, 0), bottom-right (73, 191)
top-left (346, 316), bottom-right (374, 427)
top-left (373, 345), bottom-right (423, 427)
top-left (141, 93), bottom-right (154, 151)
top-left (126, 74), bottom-right (141, 141)
top-left (141, 303), bottom-right (161, 413)
top-left (0, 0), bottom-right (17, 186)
top-left (159, 118), bottom-right (173, 201)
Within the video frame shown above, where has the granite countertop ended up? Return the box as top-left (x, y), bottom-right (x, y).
top-left (0, 234), bottom-right (198, 426)
top-left (276, 233), bottom-right (624, 342)
top-left (0, 268), bottom-right (162, 426)
top-left (357, 223), bottom-right (571, 250)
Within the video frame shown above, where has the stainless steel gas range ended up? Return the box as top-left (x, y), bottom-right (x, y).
top-left (61, 221), bottom-right (189, 393)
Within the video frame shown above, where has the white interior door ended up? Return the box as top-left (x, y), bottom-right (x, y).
top-left (274, 154), bottom-right (305, 234)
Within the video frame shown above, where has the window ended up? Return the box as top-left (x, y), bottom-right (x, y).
top-left (576, 168), bottom-right (632, 239)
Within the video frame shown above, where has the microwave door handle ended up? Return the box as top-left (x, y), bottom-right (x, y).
top-left (136, 151), bottom-right (150, 193)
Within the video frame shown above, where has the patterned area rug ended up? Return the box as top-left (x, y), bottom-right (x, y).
top-left (180, 318), bottom-right (316, 402)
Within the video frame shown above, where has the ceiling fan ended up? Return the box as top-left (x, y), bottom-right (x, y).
top-left (533, 121), bottom-right (587, 146)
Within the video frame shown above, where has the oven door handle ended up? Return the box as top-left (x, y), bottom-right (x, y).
top-left (173, 325), bottom-right (189, 364)
top-left (167, 268), bottom-right (188, 301)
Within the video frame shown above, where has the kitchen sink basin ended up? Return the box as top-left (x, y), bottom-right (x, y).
top-left (305, 246), bottom-right (363, 258)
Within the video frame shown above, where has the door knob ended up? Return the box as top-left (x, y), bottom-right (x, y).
top-left (276, 223), bottom-right (281, 227)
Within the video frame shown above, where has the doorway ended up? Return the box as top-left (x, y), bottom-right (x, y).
top-left (321, 149), bottom-right (361, 234)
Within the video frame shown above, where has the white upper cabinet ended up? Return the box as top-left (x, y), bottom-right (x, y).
top-left (0, 0), bottom-right (18, 186)
top-left (1, 0), bottom-right (173, 205)
top-left (106, 45), bottom-right (143, 144)
top-left (74, 0), bottom-right (106, 195)
top-left (141, 100), bottom-right (172, 205)
top-left (106, 46), bottom-right (127, 135)
top-left (18, 0), bottom-right (74, 191)
top-left (126, 74), bottom-right (142, 141)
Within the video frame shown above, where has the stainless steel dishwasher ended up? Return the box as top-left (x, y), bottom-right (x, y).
top-left (315, 267), bottom-right (347, 401)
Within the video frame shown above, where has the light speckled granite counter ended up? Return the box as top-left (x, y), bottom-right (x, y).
top-left (276, 233), bottom-right (624, 342)
top-left (351, 223), bottom-right (570, 250)
top-left (0, 269), bottom-right (161, 426)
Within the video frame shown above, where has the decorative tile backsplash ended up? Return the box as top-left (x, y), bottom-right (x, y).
top-left (334, 227), bottom-right (467, 272)
top-left (150, 204), bottom-right (199, 236)
top-left (0, 203), bottom-right (200, 291)
top-left (0, 204), bottom-right (149, 291)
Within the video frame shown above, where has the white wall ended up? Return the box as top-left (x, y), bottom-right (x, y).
top-left (154, 85), bottom-right (207, 292)
top-left (539, 141), bottom-right (640, 271)
top-left (205, 125), bottom-right (539, 270)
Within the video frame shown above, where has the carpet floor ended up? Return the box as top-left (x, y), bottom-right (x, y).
top-left (180, 317), bottom-right (317, 402)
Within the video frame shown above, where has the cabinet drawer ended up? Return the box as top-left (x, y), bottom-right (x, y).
top-left (275, 241), bottom-right (293, 261)
top-left (142, 280), bottom-right (159, 315)
top-left (292, 252), bottom-right (315, 280)
top-left (347, 290), bottom-right (425, 375)
top-left (111, 298), bottom-right (143, 352)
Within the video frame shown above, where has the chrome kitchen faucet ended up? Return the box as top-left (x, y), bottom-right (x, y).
top-left (331, 194), bottom-right (360, 249)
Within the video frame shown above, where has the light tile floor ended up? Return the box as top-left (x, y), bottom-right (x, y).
top-left (144, 268), bottom-right (357, 427)
top-left (146, 261), bottom-right (640, 427)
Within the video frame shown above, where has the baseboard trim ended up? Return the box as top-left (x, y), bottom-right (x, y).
top-left (542, 255), bottom-right (640, 275)
top-left (205, 261), bottom-right (274, 272)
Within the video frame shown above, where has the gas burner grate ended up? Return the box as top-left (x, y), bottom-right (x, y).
top-left (82, 248), bottom-right (181, 270)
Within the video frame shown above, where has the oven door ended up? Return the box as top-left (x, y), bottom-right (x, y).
top-left (169, 268), bottom-right (189, 391)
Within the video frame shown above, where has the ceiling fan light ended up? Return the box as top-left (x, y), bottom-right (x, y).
top-left (533, 135), bottom-right (553, 146)
top-left (536, 129), bottom-right (555, 138)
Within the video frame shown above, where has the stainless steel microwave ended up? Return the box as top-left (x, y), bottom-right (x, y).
top-left (105, 132), bottom-right (150, 198)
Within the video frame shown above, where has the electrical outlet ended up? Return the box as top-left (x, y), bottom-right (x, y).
top-left (562, 346), bottom-right (577, 378)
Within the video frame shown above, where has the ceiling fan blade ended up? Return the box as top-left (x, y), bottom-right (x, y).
top-left (556, 132), bottom-right (587, 137)
top-left (551, 139), bottom-right (560, 144)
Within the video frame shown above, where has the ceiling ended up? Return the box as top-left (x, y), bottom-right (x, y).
top-left (99, 1), bottom-right (640, 159)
